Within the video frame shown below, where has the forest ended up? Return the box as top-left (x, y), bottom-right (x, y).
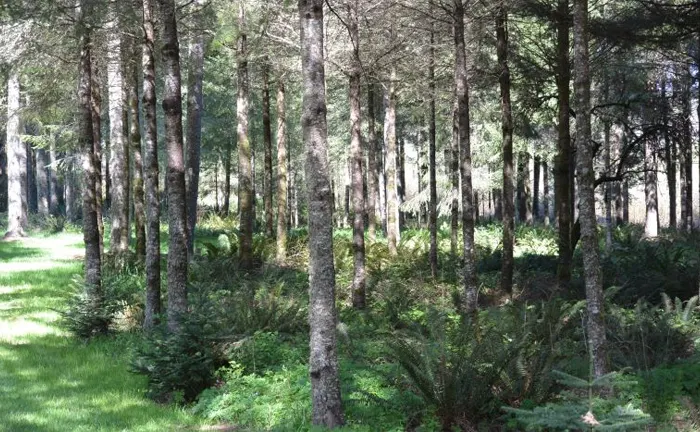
top-left (1, 0), bottom-right (700, 430)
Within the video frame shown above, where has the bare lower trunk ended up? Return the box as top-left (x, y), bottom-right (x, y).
top-left (497, 6), bottom-right (514, 294)
top-left (186, 10), bottom-right (205, 255)
top-left (158, 0), bottom-right (189, 334)
top-left (555, 0), bottom-right (572, 291)
top-left (276, 79), bottom-right (288, 263)
top-left (108, 4), bottom-right (130, 254)
top-left (299, 0), bottom-right (345, 426)
top-left (129, 48), bottom-right (147, 260)
top-left (543, 160), bottom-right (550, 226)
top-left (237, 3), bottom-right (254, 269)
top-left (573, 0), bottom-right (606, 378)
top-left (348, 1), bottom-right (366, 309)
top-left (533, 155), bottom-right (541, 222)
top-left (90, 53), bottom-right (104, 258)
top-left (604, 124), bottom-right (613, 248)
top-left (36, 148), bottom-right (49, 216)
top-left (385, 68), bottom-right (399, 256)
top-left (367, 84), bottom-right (379, 241)
top-left (450, 109), bottom-right (459, 258)
top-left (5, 70), bottom-right (27, 237)
top-left (644, 137), bottom-right (659, 238)
top-left (454, 0), bottom-right (477, 313)
top-left (428, 15), bottom-right (438, 277)
top-left (682, 77), bottom-right (693, 232)
top-left (77, 7), bottom-right (103, 305)
top-left (262, 62), bottom-right (274, 238)
top-left (142, 0), bottom-right (161, 331)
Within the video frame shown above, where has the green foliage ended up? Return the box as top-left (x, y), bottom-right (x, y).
top-left (60, 279), bottom-right (114, 340)
top-left (640, 361), bottom-right (700, 422)
top-left (504, 370), bottom-right (651, 431)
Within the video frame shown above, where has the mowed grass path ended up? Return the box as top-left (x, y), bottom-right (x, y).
top-left (0, 233), bottom-right (202, 432)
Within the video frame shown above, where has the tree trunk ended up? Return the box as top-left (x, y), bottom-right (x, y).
top-left (262, 62), bottom-right (274, 238)
top-left (682, 76), bottom-right (693, 232)
top-left (5, 70), bottom-right (27, 238)
top-left (428, 14), bottom-right (438, 277)
top-left (299, 0), bottom-right (345, 426)
top-left (573, 0), bottom-right (606, 378)
top-left (643, 137), bottom-right (659, 238)
top-left (77, 5), bottom-right (103, 308)
top-left (223, 138), bottom-right (232, 215)
top-left (497, 6), bottom-right (514, 295)
top-left (48, 140), bottom-right (60, 216)
top-left (397, 136), bottom-right (406, 230)
top-left (186, 8), bottom-right (205, 256)
top-left (142, 0), bottom-right (161, 331)
top-left (533, 155), bottom-right (541, 222)
top-left (385, 68), bottom-right (399, 256)
top-left (158, 0), bottom-right (189, 334)
top-left (366, 83), bottom-right (379, 241)
top-left (91, 53), bottom-right (104, 258)
top-left (543, 160), bottom-right (550, 226)
top-left (237, 3), bottom-right (254, 269)
top-left (604, 124), bottom-right (613, 248)
top-left (348, 0), bottom-right (366, 309)
top-left (454, 0), bottom-right (477, 313)
top-left (555, 0), bottom-right (572, 291)
top-left (517, 151), bottom-right (532, 224)
top-left (26, 143), bottom-right (37, 214)
top-left (108, 5), bottom-right (130, 254)
top-left (276, 79), bottom-right (288, 263)
top-left (36, 148), bottom-right (49, 216)
top-left (450, 109), bottom-right (459, 258)
top-left (129, 47), bottom-right (147, 260)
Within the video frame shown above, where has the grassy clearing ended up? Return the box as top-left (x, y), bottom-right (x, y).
top-left (0, 233), bottom-right (202, 432)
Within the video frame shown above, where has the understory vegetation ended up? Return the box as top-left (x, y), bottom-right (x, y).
top-left (62, 215), bottom-right (700, 431)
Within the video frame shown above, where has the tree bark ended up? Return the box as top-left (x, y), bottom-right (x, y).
top-left (276, 79), bottom-right (288, 263)
top-left (5, 70), bottom-right (27, 238)
top-left (543, 160), bottom-right (550, 226)
top-left (26, 143), bottom-right (37, 214)
top-left (573, 0), bottom-right (606, 378)
top-left (428, 14), bottom-right (438, 277)
top-left (36, 148), bottom-right (49, 216)
top-left (385, 68), bottom-right (399, 256)
top-left (497, 6), bottom-right (514, 294)
top-left (186, 6), bottom-right (205, 256)
top-left (348, 0), bottom-right (366, 309)
top-left (555, 0), bottom-right (572, 291)
top-left (262, 62), bottom-right (274, 238)
top-left (643, 136), bottom-right (659, 238)
top-left (158, 0), bottom-right (189, 334)
top-left (604, 124), bottom-right (613, 248)
top-left (129, 46), bottom-right (147, 260)
top-left (142, 0), bottom-right (161, 331)
top-left (237, 2), bottom-right (254, 269)
top-left (91, 53), bottom-right (104, 258)
top-left (108, 4), bottom-right (130, 254)
top-left (517, 151), bottom-right (532, 224)
top-left (299, 0), bottom-right (345, 426)
top-left (533, 155), bottom-right (541, 222)
top-left (77, 4), bottom-right (103, 306)
top-left (366, 83), bottom-right (379, 241)
top-left (454, 0), bottom-right (477, 313)
top-left (682, 76), bottom-right (693, 232)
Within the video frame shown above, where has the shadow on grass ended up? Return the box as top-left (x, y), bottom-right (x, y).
top-left (0, 241), bottom-right (44, 262)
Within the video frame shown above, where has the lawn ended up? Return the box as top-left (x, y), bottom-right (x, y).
top-left (0, 233), bottom-right (203, 432)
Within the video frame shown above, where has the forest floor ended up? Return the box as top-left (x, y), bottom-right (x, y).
top-left (0, 232), bottom-right (205, 432)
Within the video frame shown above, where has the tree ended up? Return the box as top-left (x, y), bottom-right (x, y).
top-left (497, 4), bottom-right (514, 294)
top-left (299, 0), bottom-right (345, 426)
top-left (142, 0), bottom-right (161, 330)
top-left (186, 0), bottom-right (206, 256)
top-left (107, 2), bottom-right (130, 255)
top-left (573, 0), bottom-right (606, 378)
top-left (237, 2), bottom-right (254, 269)
top-left (5, 70), bottom-right (27, 238)
top-left (385, 67), bottom-right (399, 256)
top-left (454, 0), bottom-right (477, 313)
top-left (262, 62), bottom-right (274, 238)
top-left (347, 0), bottom-right (366, 309)
top-left (77, 0), bottom-right (102, 308)
top-left (128, 37), bottom-right (147, 259)
top-left (276, 78), bottom-right (288, 263)
top-left (428, 5), bottom-right (438, 278)
top-left (158, 0), bottom-right (188, 334)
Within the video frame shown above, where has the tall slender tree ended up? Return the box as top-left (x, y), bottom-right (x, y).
top-left (158, 0), bottom-right (189, 334)
top-left (237, 2), bottom-right (254, 269)
top-left (186, 1), bottom-right (206, 255)
top-left (276, 78), bottom-right (288, 263)
top-left (497, 4), bottom-right (514, 294)
top-left (129, 46), bottom-right (147, 259)
top-left (262, 61), bottom-right (274, 238)
top-left (142, 0), bottom-right (161, 330)
top-left (299, 0), bottom-right (345, 426)
top-left (385, 67), bottom-right (399, 256)
top-left (573, 0), bottom-right (606, 378)
top-left (5, 70), bottom-right (27, 238)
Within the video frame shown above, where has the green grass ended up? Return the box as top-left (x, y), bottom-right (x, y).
top-left (0, 233), bottom-right (203, 432)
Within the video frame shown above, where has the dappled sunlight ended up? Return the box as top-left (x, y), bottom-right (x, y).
top-left (0, 234), bottom-right (201, 431)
